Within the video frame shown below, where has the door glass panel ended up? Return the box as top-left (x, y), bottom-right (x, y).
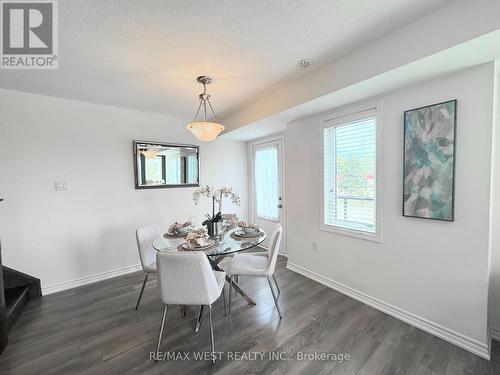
top-left (255, 145), bottom-right (279, 221)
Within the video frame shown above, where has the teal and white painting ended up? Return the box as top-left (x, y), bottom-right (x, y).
top-left (403, 100), bottom-right (457, 221)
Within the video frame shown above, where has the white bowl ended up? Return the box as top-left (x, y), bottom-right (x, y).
top-left (242, 226), bottom-right (257, 234)
top-left (176, 226), bottom-right (190, 234)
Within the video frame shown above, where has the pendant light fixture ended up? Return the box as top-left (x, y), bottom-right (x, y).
top-left (186, 76), bottom-right (225, 142)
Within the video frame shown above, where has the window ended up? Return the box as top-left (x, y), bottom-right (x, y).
top-left (145, 156), bottom-right (165, 184)
top-left (322, 108), bottom-right (378, 237)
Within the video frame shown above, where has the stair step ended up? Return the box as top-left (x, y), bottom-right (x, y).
top-left (5, 285), bottom-right (30, 331)
top-left (3, 266), bottom-right (42, 296)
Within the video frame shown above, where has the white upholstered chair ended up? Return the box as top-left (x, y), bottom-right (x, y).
top-left (225, 223), bottom-right (283, 318)
top-left (135, 224), bottom-right (161, 310)
top-left (155, 251), bottom-right (226, 364)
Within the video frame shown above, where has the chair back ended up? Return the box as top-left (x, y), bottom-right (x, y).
top-left (156, 251), bottom-right (221, 305)
top-left (136, 224), bottom-right (161, 272)
top-left (266, 223), bottom-right (283, 275)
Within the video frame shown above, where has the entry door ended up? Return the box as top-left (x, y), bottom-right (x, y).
top-left (252, 139), bottom-right (284, 252)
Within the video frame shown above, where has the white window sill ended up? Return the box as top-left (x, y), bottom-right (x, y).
top-left (320, 225), bottom-right (382, 243)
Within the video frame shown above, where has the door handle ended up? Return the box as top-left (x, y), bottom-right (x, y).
top-left (278, 204), bottom-right (283, 208)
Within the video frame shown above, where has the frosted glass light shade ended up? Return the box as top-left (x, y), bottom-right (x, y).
top-left (187, 121), bottom-right (225, 142)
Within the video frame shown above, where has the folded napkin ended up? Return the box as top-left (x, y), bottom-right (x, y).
top-left (223, 215), bottom-right (238, 227)
top-left (237, 220), bottom-right (259, 230)
top-left (168, 221), bottom-right (192, 234)
top-left (186, 228), bottom-right (208, 248)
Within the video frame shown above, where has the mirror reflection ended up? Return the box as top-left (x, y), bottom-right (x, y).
top-left (134, 141), bottom-right (199, 188)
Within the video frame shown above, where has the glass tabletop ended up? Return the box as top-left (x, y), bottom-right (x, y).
top-left (152, 227), bottom-right (267, 257)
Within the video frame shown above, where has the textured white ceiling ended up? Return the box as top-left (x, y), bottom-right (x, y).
top-left (0, 0), bottom-right (448, 119)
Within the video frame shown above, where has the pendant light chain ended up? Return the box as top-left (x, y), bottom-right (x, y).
top-left (192, 99), bottom-right (203, 123)
top-left (203, 82), bottom-right (207, 122)
top-left (207, 96), bottom-right (219, 123)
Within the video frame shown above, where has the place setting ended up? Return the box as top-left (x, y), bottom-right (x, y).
top-left (163, 221), bottom-right (193, 238)
top-left (231, 221), bottom-right (264, 240)
top-left (177, 228), bottom-right (217, 252)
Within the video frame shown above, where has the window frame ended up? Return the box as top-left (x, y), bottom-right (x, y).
top-left (320, 102), bottom-right (383, 243)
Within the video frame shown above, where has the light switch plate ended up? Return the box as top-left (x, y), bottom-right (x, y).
top-left (55, 181), bottom-right (69, 191)
top-left (312, 241), bottom-right (318, 252)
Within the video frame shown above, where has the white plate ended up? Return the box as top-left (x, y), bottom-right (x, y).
top-left (234, 229), bottom-right (260, 238)
top-left (180, 238), bottom-right (215, 251)
top-left (165, 231), bottom-right (186, 238)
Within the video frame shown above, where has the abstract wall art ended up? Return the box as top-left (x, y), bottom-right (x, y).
top-left (403, 100), bottom-right (457, 221)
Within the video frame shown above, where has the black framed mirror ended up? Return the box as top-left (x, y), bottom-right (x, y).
top-left (133, 141), bottom-right (200, 189)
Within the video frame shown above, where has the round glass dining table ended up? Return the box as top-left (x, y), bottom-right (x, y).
top-left (152, 227), bottom-right (267, 257)
top-left (152, 227), bottom-right (267, 307)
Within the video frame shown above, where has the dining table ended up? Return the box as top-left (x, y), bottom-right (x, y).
top-left (152, 226), bottom-right (267, 329)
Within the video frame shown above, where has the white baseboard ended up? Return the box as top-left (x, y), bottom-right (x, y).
top-left (491, 327), bottom-right (500, 342)
top-left (258, 244), bottom-right (288, 257)
top-left (286, 262), bottom-right (490, 360)
top-left (42, 263), bottom-right (142, 295)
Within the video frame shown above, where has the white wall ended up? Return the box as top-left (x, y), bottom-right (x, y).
top-left (285, 63), bottom-right (495, 356)
top-left (489, 61), bottom-right (500, 339)
top-left (0, 89), bottom-right (248, 292)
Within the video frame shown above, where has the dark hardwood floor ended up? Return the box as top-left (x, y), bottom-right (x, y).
top-left (0, 256), bottom-right (499, 374)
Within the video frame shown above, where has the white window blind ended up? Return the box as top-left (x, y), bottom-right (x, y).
top-left (254, 145), bottom-right (279, 221)
top-left (323, 111), bottom-right (376, 233)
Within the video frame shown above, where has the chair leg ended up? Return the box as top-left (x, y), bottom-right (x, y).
top-left (208, 305), bottom-right (216, 365)
top-left (273, 274), bottom-right (281, 296)
top-left (195, 305), bottom-right (204, 333)
top-left (267, 277), bottom-right (282, 319)
top-left (228, 276), bottom-right (233, 315)
top-left (135, 274), bottom-right (148, 311)
top-left (234, 275), bottom-right (239, 294)
top-left (180, 305), bottom-right (186, 316)
top-left (222, 285), bottom-right (227, 317)
top-left (155, 305), bottom-right (168, 359)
